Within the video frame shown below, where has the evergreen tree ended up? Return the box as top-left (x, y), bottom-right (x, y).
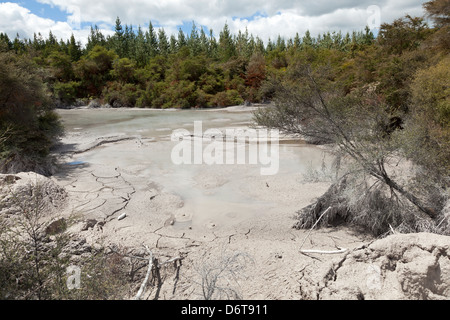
top-left (255, 36), bottom-right (265, 54)
top-left (235, 28), bottom-right (251, 59)
top-left (302, 30), bottom-right (313, 48)
top-left (177, 27), bottom-right (187, 48)
top-left (33, 33), bottom-right (45, 51)
top-left (0, 33), bottom-right (12, 51)
top-left (169, 34), bottom-right (178, 53)
top-left (158, 28), bottom-right (169, 56)
top-left (113, 17), bottom-right (125, 57)
top-left (276, 35), bottom-right (286, 51)
top-left (266, 38), bottom-right (274, 52)
top-left (68, 34), bottom-right (82, 61)
top-left (188, 22), bottom-right (201, 55)
top-left (218, 23), bottom-right (236, 61)
top-left (123, 24), bottom-right (136, 59)
top-left (134, 26), bottom-right (147, 67)
top-left (199, 28), bottom-right (209, 55)
top-left (294, 32), bottom-right (301, 49)
top-left (146, 21), bottom-right (159, 57)
top-left (87, 25), bottom-right (106, 52)
top-left (13, 34), bottom-right (25, 53)
top-left (209, 29), bottom-right (218, 58)
top-left (47, 31), bottom-right (58, 47)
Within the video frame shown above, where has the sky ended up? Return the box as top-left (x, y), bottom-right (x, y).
top-left (0, 0), bottom-right (427, 46)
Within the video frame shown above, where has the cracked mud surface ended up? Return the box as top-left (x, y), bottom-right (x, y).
top-left (49, 108), bottom-right (449, 300)
top-left (52, 134), bottom-right (369, 299)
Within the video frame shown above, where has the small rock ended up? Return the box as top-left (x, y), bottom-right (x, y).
top-left (87, 99), bottom-right (101, 108)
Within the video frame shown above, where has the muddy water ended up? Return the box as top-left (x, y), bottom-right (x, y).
top-left (57, 108), bottom-right (331, 228)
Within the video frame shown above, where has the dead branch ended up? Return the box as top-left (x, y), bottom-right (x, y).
top-left (299, 206), bottom-right (332, 251)
top-left (134, 245), bottom-right (153, 300)
top-left (300, 247), bottom-right (348, 255)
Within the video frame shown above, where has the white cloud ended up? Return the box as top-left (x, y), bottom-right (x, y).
top-left (0, 0), bottom-right (426, 45)
top-left (0, 2), bottom-right (113, 45)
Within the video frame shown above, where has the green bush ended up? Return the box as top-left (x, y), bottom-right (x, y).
top-left (0, 51), bottom-right (62, 174)
top-left (102, 82), bottom-right (139, 108)
top-left (212, 89), bottom-right (244, 107)
top-left (53, 81), bottom-right (80, 103)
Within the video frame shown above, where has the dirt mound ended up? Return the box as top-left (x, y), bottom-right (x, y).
top-left (304, 233), bottom-right (449, 300)
top-left (0, 172), bottom-right (67, 217)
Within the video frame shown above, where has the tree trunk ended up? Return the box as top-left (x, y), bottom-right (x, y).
top-left (381, 174), bottom-right (436, 220)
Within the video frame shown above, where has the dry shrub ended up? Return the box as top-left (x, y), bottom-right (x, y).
top-left (193, 249), bottom-right (254, 300)
top-left (294, 172), bottom-right (450, 237)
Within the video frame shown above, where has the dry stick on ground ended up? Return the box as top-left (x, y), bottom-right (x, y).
top-left (299, 207), bottom-right (348, 255)
top-left (132, 246), bottom-right (184, 300)
top-left (134, 245), bottom-right (154, 300)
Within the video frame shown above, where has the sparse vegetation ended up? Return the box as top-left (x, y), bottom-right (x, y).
top-left (0, 179), bottom-right (130, 299)
top-left (193, 249), bottom-right (254, 300)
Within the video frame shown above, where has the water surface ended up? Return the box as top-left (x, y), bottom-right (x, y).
top-left (58, 108), bottom-right (330, 227)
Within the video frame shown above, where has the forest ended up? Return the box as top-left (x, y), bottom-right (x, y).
top-left (0, 18), bottom-right (377, 109)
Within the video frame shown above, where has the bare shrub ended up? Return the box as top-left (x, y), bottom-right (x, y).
top-left (0, 180), bottom-right (130, 299)
top-left (295, 171), bottom-right (450, 236)
top-left (193, 249), bottom-right (254, 300)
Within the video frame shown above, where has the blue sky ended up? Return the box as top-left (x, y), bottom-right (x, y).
top-left (16, 1), bottom-right (67, 22)
top-left (0, 0), bottom-right (426, 46)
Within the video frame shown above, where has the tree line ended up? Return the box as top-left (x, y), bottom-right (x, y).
top-left (0, 18), bottom-right (375, 110)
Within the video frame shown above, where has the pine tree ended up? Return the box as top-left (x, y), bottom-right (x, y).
top-left (302, 30), bottom-right (313, 48)
top-left (266, 38), bottom-right (274, 52)
top-left (363, 25), bottom-right (375, 45)
top-left (146, 21), bottom-right (159, 58)
top-left (276, 35), bottom-right (286, 51)
top-left (294, 32), bottom-right (301, 49)
top-left (188, 22), bottom-right (201, 55)
top-left (158, 28), bottom-right (169, 56)
top-left (134, 26), bottom-right (147, 67)
top-left (68, 34), bottom-right (81, 61)
top-left (218, 23), bottom-right (236, 61)
top-left (0, 33), bottom-right (12, 50)
top-left (209, 29), bottom-right (218, 58)
top-left (177, 28), bottom-right (187, 48)
top-left (235, 28), bottom-right (250, 59)
top-left (47, 30), bottom-right (57, 47)
top-left (169, 34), bottom-right (178, 53)
top-left (87, 25), bottom-right (106, 52)
top-left (123, 24), bottom-right (136, 59)
top-left (199, 28), bottom-right (209, 55)
top-left (13, 34), bottom-right (25, 53)
top-left (113, 17), bottom-right (125, 57)
top-left (255, 36), bottom-right (265, 54)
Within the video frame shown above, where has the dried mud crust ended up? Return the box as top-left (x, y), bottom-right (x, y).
top-left (298, 233), bottom-right (450, 300)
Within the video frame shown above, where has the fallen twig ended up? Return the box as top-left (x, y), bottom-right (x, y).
top-left (300, 247), bottom-right (348, 255)
top-left (134, 245), bottom-right (154, 300)
top-left (299, 206), bottom-right (332, 251)
top-left (160, 256), bottom-right (184, 267)
top-left (389, 224), bottom-right (397, 234)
